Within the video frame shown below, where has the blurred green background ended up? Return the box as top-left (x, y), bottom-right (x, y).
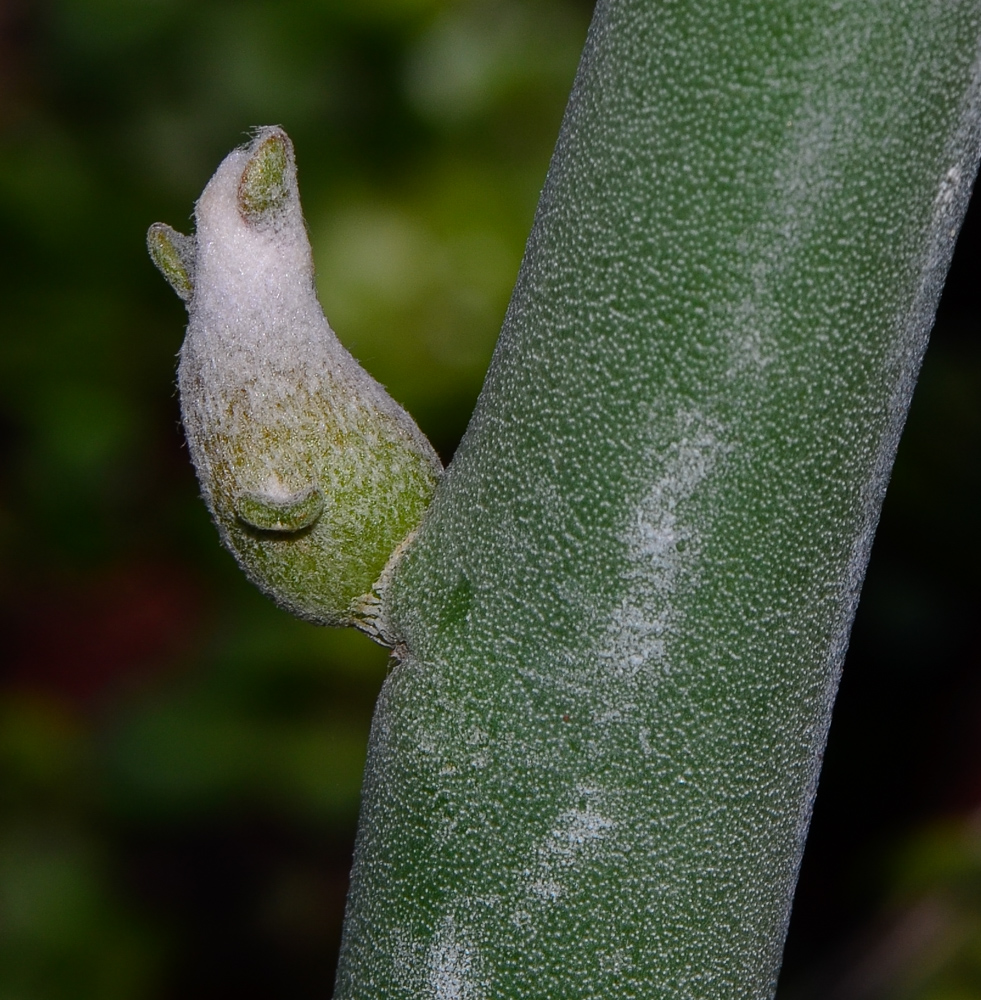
top-left (0, 1), bottom-right (978, 997)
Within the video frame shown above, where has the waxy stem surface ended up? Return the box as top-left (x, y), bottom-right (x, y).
top-left (335, 0), bottom-right (981, 997)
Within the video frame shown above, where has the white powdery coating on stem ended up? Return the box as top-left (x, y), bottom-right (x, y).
top-left (521, 785), bottom-right (615, 906)
top-left (598, 413), bottom-right (727, 681)
top-left (427, 916), bottom-right (484, 1000)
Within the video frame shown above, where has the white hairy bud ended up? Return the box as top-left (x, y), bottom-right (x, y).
top-left (148, 127), bottom-right (442, 639)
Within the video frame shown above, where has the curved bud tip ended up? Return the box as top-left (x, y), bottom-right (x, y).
top-left (238, 127), bottom-right (293, 226)
top-left (236, 485), bottom-right (325, 533)
top-left (147, 222), bottom-right (195, 302)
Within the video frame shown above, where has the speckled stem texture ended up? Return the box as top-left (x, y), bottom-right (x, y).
top-left (335, 1), bottom-right (981, 997)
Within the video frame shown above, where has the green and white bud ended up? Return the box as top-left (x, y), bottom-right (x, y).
top-left (147, 127), bottom-right (442, 640)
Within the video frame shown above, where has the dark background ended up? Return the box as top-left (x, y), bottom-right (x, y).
top-left (0, 1), bottom-right (977, 997)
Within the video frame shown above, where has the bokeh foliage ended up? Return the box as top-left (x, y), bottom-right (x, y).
top-left (0, 0), bottom-right (589, 995)
top-left (0, 0), bottom-right (978, 998)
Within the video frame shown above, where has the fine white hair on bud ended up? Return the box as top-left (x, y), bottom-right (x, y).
top-left (148, 126), bottom-right (442, 640)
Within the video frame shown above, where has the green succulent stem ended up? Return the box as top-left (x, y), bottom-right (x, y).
top-left (331, 0), bottom-right (981, 997)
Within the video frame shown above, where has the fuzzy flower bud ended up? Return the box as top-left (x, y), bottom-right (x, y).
top-left (148, 127), bottom-right (442, 639)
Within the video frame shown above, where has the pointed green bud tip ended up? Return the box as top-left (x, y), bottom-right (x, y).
top-left (147, 222), bottom-right (195, 302)
top-left (169, 126), bottom-right (443, 641)
top-left (237, 127), bottom-right (293, 225)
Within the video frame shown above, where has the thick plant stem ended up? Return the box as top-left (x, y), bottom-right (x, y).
top-left (335, 0), bottom-right (981, 996)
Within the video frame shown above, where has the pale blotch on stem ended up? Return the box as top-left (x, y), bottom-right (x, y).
top-left (148, 127), bottom-right (442, 642)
